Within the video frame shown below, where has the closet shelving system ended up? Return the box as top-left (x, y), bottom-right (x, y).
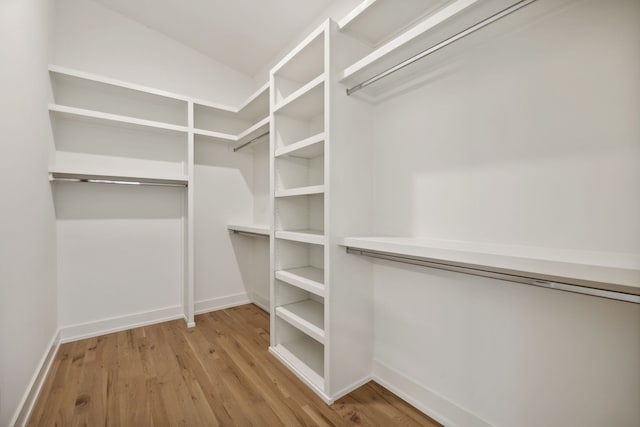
top-left (269, 18), bottom-right (374, 403)
top-left (338, 0), bottom-right (543, 101)
top-left (48, 65), bottom-right (270, 326)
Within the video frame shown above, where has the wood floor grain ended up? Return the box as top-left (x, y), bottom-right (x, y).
top-left (28, 304), bottom-right (441, 426)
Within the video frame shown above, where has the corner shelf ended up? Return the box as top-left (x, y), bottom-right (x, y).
top-left (341, 237), bottom-right (640, 302)
top-left (276, 299), bottom-right (325, 344)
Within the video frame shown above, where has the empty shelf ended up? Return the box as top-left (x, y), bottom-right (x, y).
top-left (276, 300), bottom-right (325, 344)
top-left (276, 267), bottom-right (325, 297)
top-left (276, 230), bottom-right (325, 245)
top-left (275, 185), bottom-right (325, 198)
top-left (273, 75), bottom-right (325, 119)
top-left (275, 133), bottom-right (325, 158)
top-left (272, 336), bottom-right (324, 390)
top-left (227, 223), bottom-right (270, 237)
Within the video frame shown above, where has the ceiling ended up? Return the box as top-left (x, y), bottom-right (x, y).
top-left (94, 0), bottom-right (336, 77)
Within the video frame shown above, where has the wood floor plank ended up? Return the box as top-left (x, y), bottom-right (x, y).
top-left (28, 304), bottom-right (442, 427)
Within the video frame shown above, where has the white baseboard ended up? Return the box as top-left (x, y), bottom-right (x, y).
top-left (372, 360), bottom-right (494, 427)
top-left (248, 291), bottom-right (270, 313)
top-left (330, 374), bottom-right (373, 402)
top-left (59, 305), bottom-right (184, 344)
top-left (10, 329), bottom-right (61, 427)
top-left (194, 292), bottom-right (250, 315)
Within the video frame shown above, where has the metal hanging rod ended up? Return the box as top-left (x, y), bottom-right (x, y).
top-left (347, 0), bottom-right (538, 96)
top-left (50, 177), bottom-right (187, 188)
top-left (233, 131), bottom-right (270, 152)
top-left (231, 230), bottom-right (270, 238)
top-left (345, 247), bottom-right (640, 304)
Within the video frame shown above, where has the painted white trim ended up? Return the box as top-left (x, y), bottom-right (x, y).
top-left (194, 292), bottom-right (250, 315)
top-left (248, 291), bottom-right (270, 313)
top-left (10, 329), bottom-right (61, 427)
top-left (59, 305), bottom-right (183, 344)
top-left (372, 360), bottom-right (494, 427)
top-left (330, 375), bottom-right (373, 402)
top-left (269, 346), bottom-right (334, 404)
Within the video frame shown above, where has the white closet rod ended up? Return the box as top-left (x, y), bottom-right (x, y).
top-left (50, 177), bottom-right (187, 188)
top-left (347, 0), bottom-right (538, 95)
top-left (345, 247), bottom-right (640, 304)
top-left (233, 131), bottom-right (270, 152)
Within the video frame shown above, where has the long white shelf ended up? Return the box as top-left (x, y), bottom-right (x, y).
top-left (227, 223), bottom-right (270, 237)
top-left (275, 133), bottom-right (325, 159)
top-left (272, 336), bottom-right (324, 391)
top-left (276, 300), bottom-right (325, 344)
top-left (193, 82), bottom-right (269, 119)
top-left (341, 237), bottom-right (640, 300)
top-left (49, 170), bottom-right (188, 186)
top-left (275, 185), bottom-right (325, 198)
top-left (338, 0), bottom-right (454, 47)
top-left (340, 0), bottom-right (478, 82)
top-left (49, 64), bottom-right (191, 102)
top-left (194, 116), bottom-right (270, 145)
top-left (276, 230), bottom-right (325, 245)
top-left (276, 267), bottom-right (325, 297)
top-left (272, 75), bottom-right (325, 119)
top-left (49, 104), bottom-right (189, 134)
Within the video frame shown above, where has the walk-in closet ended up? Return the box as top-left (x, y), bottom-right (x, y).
top-left (2, 0), bottom-right (639, 426)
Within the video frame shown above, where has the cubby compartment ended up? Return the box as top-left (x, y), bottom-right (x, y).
top-left (274, 318), bottom-right (325, 390)
top-left (275, 153), bottom-right (324, 193)
top-left (275, 193), bottom-right (324, 238)
top-left (275, 280), bottom-right (325, 343)
top-left (273, 113), bottom-right (324, 153)
top-left (50, 69), bottom-right (188, 126)
top-left (275, 239), bottom-right (324, 273)
top-left (50, 113), bottom-right (188, 180)
top-left (273, 31), bottom-right (325, 103)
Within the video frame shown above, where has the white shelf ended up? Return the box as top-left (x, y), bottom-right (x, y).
top-left (340, 0), bottom-right (478, 83)
top-left (227, 223), bottom-right (270, 236)
top-left (275, 185), bottom-right (325, 198)
top-left (49, 64), bottom-right (190, 102)
top-left (276, 230), bottom-right (325, 245)
top-left (237, 116), bottom-right (270, 143)
top-left (193, 128), bottom-right (236, 142)
top-left (272, 75), bottom-right (325, 119)
top-left (341, 237), bottom-right (640, 296)
top-left (49, 170), bottom-right (188, 186)
top-left (338, 0), bottom-right (452, 47)
top-left (272, 25), bottom-right (325, 84)
top-left (273, 336), bottom-right (324, 390)
top-left (275, 133), bottom-right (325, 159)
top-left (276, 300), bottom-right (325, 344)
top-left (276, 267), bottom-right (325, 297)
top-left (49, 104), bottom-right (189, 134)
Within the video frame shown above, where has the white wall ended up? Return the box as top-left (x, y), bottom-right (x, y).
top-left (53, 0), bottom-right (253, 104)
top-left (371, 0), bottom-right (640, 426)
top-left (0, 0), bottom-right (58, 425)
top-left (51, 0), bottom-right (262, 331)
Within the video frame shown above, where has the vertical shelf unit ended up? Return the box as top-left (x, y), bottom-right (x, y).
top-left (269, 20), bottom-right (374, 403)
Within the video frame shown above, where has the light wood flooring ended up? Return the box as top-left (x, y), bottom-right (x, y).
top-left (28, 304), bottom-right (441, 426)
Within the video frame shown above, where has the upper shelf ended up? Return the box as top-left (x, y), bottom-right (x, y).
top-left (193, 82), bottom-right (269, 123)
top-left (338, 0), bottom-right (544, 101)
top-left (338, 0), bottom-right (452, 47)
top-left (341, 237), bottom-right (640, 299)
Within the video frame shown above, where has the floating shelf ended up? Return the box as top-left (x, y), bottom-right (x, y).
top-left (341, 237), bottom-right (640, 301)
top-left (227, 223), bottom-right (270, 237)
top-left (273, 75), bottom-right (325, 119)
top-left (275, 185), bottom-right (325, 198)
top-left (275, 133), bottom-right (325, 158)
top-left (276, 300), bottom-right (325, 344)
top-left (276, 267), bottom-right (325, 297)
top-left (49, 104), bottom-right (189, 134)
top-left (276, 230), bottom-right (325, 245)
